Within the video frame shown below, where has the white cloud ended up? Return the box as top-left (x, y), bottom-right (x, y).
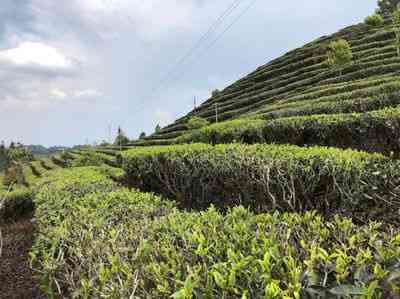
top-left (74, 89), bottom-right (102, 98)
top-left (0, 42), bottom-right (72, 68)
top-left (50, 88), bottom-right (67, 99)
top-left (71, 0), bottom-right (195, 41)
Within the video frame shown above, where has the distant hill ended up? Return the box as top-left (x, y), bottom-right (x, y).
top-left (27, 145), bottom-right (70, 156)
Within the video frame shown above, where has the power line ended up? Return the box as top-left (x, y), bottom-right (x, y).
top-left (151, 0), bottom-right (244, 94)
top-left (166, 0), bottom-right (258, 88)
top-left (133, 0), bottom-right (257, 119)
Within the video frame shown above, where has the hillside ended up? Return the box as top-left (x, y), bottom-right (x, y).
top-left (136, 17), bottom-right (400, 147)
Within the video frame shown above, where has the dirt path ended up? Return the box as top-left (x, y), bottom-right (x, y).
top-left (0, 218), bottom-right (42, 299)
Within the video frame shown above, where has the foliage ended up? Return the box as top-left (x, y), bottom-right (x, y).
top-left (251, 80), bottom-right (400, 120)
top-left (30, 167), bottom-right (400, 298)
top-left (0, 145), bottom-right (34, 173)
top-left (178, 106), bottom-right (400, 156)
top-left (365, 14), bottom-right (385, 26)
top-left (51, 154), bottom-right (73, 168)
top-left (139, 132), bottom-right (146, 139)
top-left (0, 187), bottom-right (34, 222)
top-left (155, 124), bottom-right (161, 133)
top-left (114, 127), bottom-right (130, 146)
top-left (146, 13), bottom-right (400, 142)
top-left (212, 89), bottom-right (221, 98)
top-left (122, 143), bottom-right (400, 223)
top-left (72, 151), bottom-right (107, 167)
top-left (377, 0), bottom-right (400, 15)
top-left (326, 39), bottom-right (353, 73)
top-left (186, 116), bottom-right (210, 130)
top-left (2, 163), bottom-right (27, 187)
top-left (393, 9), bottom-right (400, 56)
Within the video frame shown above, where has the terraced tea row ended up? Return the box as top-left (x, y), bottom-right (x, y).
top-left (121, 143), bottom-right (400, 224)
top-left (0, 158), bottom-right (65, 222)
top-left (31, 166), bottom-right (400, 298)
top-left (141, 19), bottom-right (400, 145)
top-left (171, 106), bottom-right (400, 156)
top-left (71, 149), bottom-right (119, 167)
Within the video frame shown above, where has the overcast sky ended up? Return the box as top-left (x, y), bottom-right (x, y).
top-left (0, 0), bottom-right (377, 146)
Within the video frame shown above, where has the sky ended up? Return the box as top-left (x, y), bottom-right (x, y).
top-left (0, 0), bottom-right (377, 147)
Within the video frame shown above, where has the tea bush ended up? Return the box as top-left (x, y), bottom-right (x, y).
top-left (30, 167), bottom-right (400, 298)
top-left (72, 150), bottom-right (119, 167)
top-left (122, 144), bottom-right (400, 223)
top-left (178, 107), bottom-right (400, 156)
top-left (0, 187), bottom-right (34, 222)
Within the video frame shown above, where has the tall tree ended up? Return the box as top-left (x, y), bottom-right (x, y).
top-left (139, 132), bottom-right (146, 140)
top-left (378, 0), bottom-right (400, 15)
top-left (114, 127), bottom-right (130, 146)
top-left (155, 124), bottom-right (161, 134)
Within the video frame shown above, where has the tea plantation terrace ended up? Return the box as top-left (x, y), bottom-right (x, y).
top-left (134, 18), bottom-right (400, 146)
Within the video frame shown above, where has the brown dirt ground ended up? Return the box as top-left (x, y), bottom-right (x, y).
top-left (0, 218), bottom-right (43, 299)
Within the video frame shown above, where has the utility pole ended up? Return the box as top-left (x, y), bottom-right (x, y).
top-left (118, 126), bottom-right (122, 152)
top-left (215, 103), bottom-right (219, 123)
top-left (108, 123), bottom-right (112, 144)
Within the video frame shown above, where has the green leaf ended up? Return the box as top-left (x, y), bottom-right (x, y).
top-left (171, 289), bottom-right (186, 299)
top-left (212, 271), bottom-right (227, 289)
top-left (329, 285), bottom-right (365, 296)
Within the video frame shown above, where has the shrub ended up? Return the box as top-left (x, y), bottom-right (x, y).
top-left (30, 166), bottom-right (400, 298)
top-left (51, 156), bottom-right (70, 168)
top-left (393, 9), bottom-right (400, 56)
top-left (139, 132), bottom-right (146, 139)
top-left (0, 187), bottom-right (34, 222)
top-left (326, 39), bottom-right (353, 75)
top-left (155, 124), bottom-right (161, 133)
top-left (72, 152), bottom-right (106, 167)
top-left (378, 0), bottom-right (400, 15)
top-left (7, 147), bottom-right (34, 163)
top-left (122, 143), bottom-right (400, 223)
top-left (212, 89), bottom-right (221, 98)
top-left (2, 163), bottom-right (26, 186)
top-left (178, 106), bottom-right (400, 156)
top-left (114, 127), bottom-right (130, 146)
top-left (186, 116), bottom-right (210, 130)
top-left (365, 14), bottom-right (385, 26)
top-left (39, 160), bottom-right (53, 170)
top-left (29, 163), bottom-right (42, 177)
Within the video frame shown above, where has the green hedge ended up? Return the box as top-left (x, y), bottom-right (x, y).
top-left (71, 150), bottom-right (119, 168)
top-left (179, 107), bottom-right (400, 156)
top-left (51, 155), bottom-right (69, 168)
top-left (122, 144), bottom-right (400, 223)
top-left (257, 94), bottom-right (400, 120)
top-left (0, 187), bottom-right (34, 222)
top-left (31, 167), bottom-right (400, 298)
top-left (40, 160), bottom-right (53, 170)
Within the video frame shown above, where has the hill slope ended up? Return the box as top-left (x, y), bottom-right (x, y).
top-left (137, 18), bottom-right (400, 146)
